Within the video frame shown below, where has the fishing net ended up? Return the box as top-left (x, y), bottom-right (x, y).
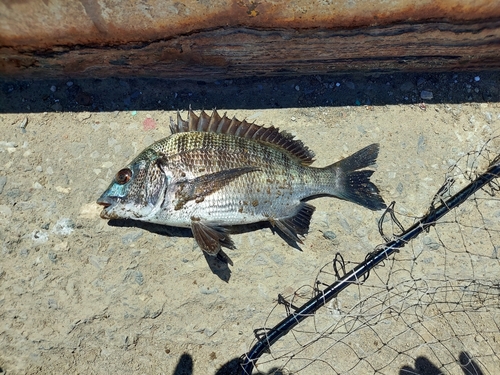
top-left (240, 136), bottom-right (500, 374)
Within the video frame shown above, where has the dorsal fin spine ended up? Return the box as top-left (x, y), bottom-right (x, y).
top-left (242, 122), bottom-right (257, 138)
top-left (188, 110), bottom-right (195, 130)
top-left (208, 110), bottom-right (221, 129)
top-left (199, 111), bottom-right (210, 131)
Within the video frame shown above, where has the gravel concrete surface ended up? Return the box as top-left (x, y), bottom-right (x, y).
top-left (1, 72), bottom-right (499, 374)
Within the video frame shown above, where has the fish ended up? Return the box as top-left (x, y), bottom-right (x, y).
top-left (97, 110), bottom-right (386, 265)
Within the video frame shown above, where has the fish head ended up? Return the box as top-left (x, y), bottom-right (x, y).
top-left (97, 148), bottom-right (167, 220)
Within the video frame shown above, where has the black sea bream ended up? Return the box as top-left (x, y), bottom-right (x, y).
top-left (97, 110), bottom-right (386, 265)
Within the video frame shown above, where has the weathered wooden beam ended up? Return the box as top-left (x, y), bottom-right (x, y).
top-left (1, 0), bottom-right (499, 79)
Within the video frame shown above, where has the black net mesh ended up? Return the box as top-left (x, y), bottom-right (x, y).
top-left (243, 137), bottom-right (500, 375)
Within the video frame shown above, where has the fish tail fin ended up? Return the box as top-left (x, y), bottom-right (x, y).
top-left (326, 143), bottom-right (386, 210)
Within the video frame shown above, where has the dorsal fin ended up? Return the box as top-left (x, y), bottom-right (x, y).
top-left (170, 109), bottom-right (315, 165)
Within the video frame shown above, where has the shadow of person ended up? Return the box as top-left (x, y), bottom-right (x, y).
top-left (173, 355), bottom-right (285, 375)
top-left (173, 353), bottom-right (193, 375)
top-left (459, 351), bottom-right (484, 375)
top-left (217, 358), bottom-right (288, 375)
top-left (400, 357), bottom-right (441, 375)
top-left (215, 358), bottom-right (242, 374)
top-left (400, 352), bottom-right (485, 375)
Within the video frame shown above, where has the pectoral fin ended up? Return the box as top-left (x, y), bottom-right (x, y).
top-left (195, 166), bottom-right (258, 195)
top-left (273, 202), bottom-right (316, 244)
top-left (174, 167), bottom-right (259, 210)
top-left (191, 220), bottom-right (234, 266)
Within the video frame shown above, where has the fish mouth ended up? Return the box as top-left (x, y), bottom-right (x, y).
top-left (96, 197), bottom-right (114, 219)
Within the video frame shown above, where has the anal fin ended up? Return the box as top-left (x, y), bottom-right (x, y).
top-left (191, 220), bottom-right (234, 266)
top-left (273, 202), bottom-right (316, 244)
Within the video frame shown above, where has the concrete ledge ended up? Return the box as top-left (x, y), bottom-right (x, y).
top-left (1, 1), bottom-right (500, 79)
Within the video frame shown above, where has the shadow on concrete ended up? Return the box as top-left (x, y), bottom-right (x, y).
top-left (1, 71), bottom-right (499, 114)
top-left (400, 352), bottom-right (484, 375)
top-left (171, 350), bottom-right (485, 375)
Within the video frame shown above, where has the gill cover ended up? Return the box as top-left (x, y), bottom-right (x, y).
top-left (97, 154), bottom-right (167, 219)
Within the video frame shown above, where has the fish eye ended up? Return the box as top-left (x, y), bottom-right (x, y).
top-left (115, 168), bottom-right (132, 185)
